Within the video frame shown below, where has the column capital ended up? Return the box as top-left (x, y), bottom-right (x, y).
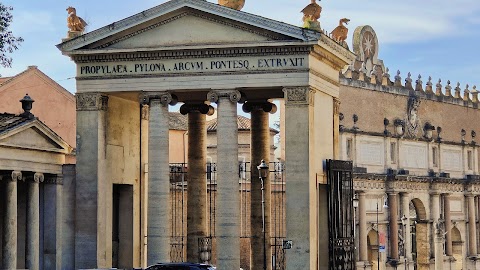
top-left (143, 92), bottom-right (176, 107)
top-left (11, 171), bottom-right (22, 182)
top-left (180, 103), bottom-right (215, 116)
top-left (283, 86), bottom-right (315, 106)
top-left (333, 98), bottom-right (341, 115)
top-left (207, 89), bottom-right (242, 103)
top-left (76, 93), bottom-right (108, 111)
top-left (33, 173), bottom-right (44, 183)
top-left (141, 104), bottom-right (149, 120)
top-left (242, 101), bottom-right (277, 114)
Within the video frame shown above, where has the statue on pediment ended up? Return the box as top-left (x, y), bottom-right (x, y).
top-left (330, 18), bottom-right (350, 48)
top-left (301, 0), bottom-right (322, 32)
top-left (66, 7), bottom-right (87, 33)
top-left (218, 0), bottom-right (245, 11)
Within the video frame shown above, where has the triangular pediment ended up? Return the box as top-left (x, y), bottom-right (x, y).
top-left (57, 0), bottom-right (320, 53)
top-left (103, 12), bottom-right (278, 50)
top-left (0, 121), bottom-right (71, 153)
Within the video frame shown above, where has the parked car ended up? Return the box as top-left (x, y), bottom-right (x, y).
top-left (146, 262), bottom-right (215, 270)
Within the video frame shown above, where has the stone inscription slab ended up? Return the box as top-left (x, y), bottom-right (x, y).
top-left (401, 144), bottom-right (427, 169)
top-left (358, 142), bottom-right (383, 166)
top-left (77, 55), bottom-right (307, 77)
top-left (442, 149), bottom-right (462, 171)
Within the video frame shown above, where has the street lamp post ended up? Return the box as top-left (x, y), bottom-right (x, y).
top-left (257, 160), bottom-right (269, 270)
top-left (401, 214), bottom-right (407, 270)
top-left (353, 193), bottom-right (359, 262)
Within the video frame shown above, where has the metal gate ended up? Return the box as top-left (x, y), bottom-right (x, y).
top-left (169, 162), bottom-right (286, 269)
top-left (326, 159), bottom-right (355, 270)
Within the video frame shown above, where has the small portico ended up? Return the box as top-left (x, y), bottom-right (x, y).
top-left (57, 0), bottom-right (355, 269)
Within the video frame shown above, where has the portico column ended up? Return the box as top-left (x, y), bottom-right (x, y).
top-left (75, 93), bottom-right (108, 269)
top-left (3, 171), bottom-right (21, 270)
top-left (467, 194), bottom-right (477, 257)
top-left (400, 192), bottom-right (411, 261)
top-left (358, 192), bottom-right (368, 262)
top-left (388, 192), bottom-right (399, 262)
top-left (283, 87), bottom-right (315, 269)
top-left (147, 92), bottom-right (172, 265)
top-left (243, 101), bottom-right (276, 270)
top-left (180, 103), bottom-right (213, 262)
top-left (207, 90), bottom-right (241, 269)
top-left (444, 194), bottom-right (453, 256)
top-left (26, 173), bottom-right (43, 270)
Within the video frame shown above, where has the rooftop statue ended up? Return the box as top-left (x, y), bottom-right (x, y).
top-left (218, 0), bottom-right (245, 11)
top-left (66, 6), bottom-right (87, 33)
top-left (330, 18), bottom-right (350, 48)
top-left (301, 0), bottom-right (322, 32)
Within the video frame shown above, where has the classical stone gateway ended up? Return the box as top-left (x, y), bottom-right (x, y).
top-left (57, 0), bottom-right (354, 269)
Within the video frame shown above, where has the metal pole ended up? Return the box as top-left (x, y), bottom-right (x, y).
top-left (261, 176), bottom-right (267, 270)
top-left (377, 201), bottom-right (380, 270)
top-left (404, 222), bottom-right (407, 270)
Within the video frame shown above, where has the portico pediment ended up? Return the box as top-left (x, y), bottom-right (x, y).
top-left (0, 121), bottom-right (71, 154)
top-left (57, 0), bottom-right (320, 53)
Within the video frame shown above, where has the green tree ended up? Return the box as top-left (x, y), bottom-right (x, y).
top-left (0, 3), bottom-right (23, 68)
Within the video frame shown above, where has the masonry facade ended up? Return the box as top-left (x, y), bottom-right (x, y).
top-left (338, 25), bottom-right (480, 270)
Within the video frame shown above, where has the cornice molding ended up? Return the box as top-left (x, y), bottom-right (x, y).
top-left (72, 46), bottom-right (312, 63)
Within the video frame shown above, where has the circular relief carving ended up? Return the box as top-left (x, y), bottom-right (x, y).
top-left (362, 30), bottom-right (376, 59)
top-left (229, 90), bottom-right (242, 103)
top-left (207, 91), bottom-right (219, 103)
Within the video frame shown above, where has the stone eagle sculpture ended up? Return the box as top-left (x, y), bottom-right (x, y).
top-left (301, 0), bottom-right (322, 32)
top-left (218, 0), bottom-right (245, 11)
top-left (66, 6), bottom-right (87, 33)
top-left (330, 18), bottom-right (350, 42)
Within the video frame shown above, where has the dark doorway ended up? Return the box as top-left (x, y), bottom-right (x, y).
top-left (112, 184), bottom-right (133, 268)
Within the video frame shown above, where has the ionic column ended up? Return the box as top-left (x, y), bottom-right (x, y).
top-left (147, 92), bottom-right (173, 265)
top-left (180, 103), bottom-right (214, 262)
top-left (467, 194), bottom-right (477, 256)
top-left (140, 103), bottom-right (149, 268)
top-left (430, 191), bottom-right (442, 268)
top-left (358, 192), bottom-right (368, 262)
top-left (444, 194), bottom-right (453, 256)
top-left (3, 171), bottom-right (21, 269)
top-left (400, 192), bottom-right (411, 261)
top-left (243, 101), bottom-right (277, 270)
top-left (207, 90), bottom-right (241, 269)
top-left (44, 175), bottom-right (63, 269)
top-left (26, 173), bottom-right (44, 270)
top-left (388, 192), bottom-right (399, 261)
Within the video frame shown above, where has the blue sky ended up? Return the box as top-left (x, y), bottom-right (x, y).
top-left (2, 0), bottom-right (480, 94)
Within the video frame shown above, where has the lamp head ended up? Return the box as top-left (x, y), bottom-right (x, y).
top-left (353, 193), bottom-right (359, 208)
top-left (257, 159), bottom-right (269, 178)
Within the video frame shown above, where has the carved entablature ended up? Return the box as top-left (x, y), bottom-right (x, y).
top-left (389, 181), bottom-right (430, 192)
top-left (44, 175), bottom-right (63, 185)
top-left (283, 87), bottom-right (314, 106)
top-left (354, 174), bottom-right (469, 193)
top-left (353, 179), bottom-right (385, 191)
top-left (76, 93), bottom-right (109, 111)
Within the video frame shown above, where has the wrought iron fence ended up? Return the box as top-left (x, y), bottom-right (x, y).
top-left (326, 159), bottom-right (355, 270)
top-left (168, 161), bottom-right (286, 269)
